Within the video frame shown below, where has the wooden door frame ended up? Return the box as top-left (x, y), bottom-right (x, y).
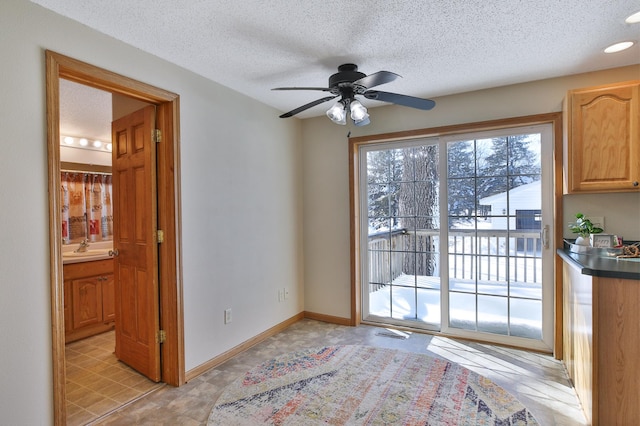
top-left (45, 50), bottom-right (184, 425)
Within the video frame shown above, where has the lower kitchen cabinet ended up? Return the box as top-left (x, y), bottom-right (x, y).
top-left (562, 259), bottom-right (640, 425)
top-left (64, 259), bottom-right (115, 343)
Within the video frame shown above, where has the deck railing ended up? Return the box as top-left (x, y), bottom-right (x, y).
top-left (368, 228), bottom-right (542, 290)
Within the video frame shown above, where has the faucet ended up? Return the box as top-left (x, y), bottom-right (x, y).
top-left (74, 239), bottom-right (90, 253)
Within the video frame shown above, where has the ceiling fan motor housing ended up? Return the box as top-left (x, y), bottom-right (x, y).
top-left (329, 64), bottom-right (366, 89)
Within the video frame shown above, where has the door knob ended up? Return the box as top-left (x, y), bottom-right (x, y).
top-left (109, 249), bottom-right (119, 257)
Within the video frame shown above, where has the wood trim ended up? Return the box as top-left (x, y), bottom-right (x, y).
top-left (349, 114), bottom-right (563, 144)
top-left (155, 99), bottom-right (185, 387)
top-left (51, 52), bottom-right (179, 103)
top-left (304, 311), bottom-right (352, 326)
top-left (552, 111), bottom-right (564, 360)
top-left (45, 49), bottom-right (66, 426)
top-left (185, 313), bottom-right (305, 382)
top-left (349, 113), bottom-right (563, 351)
top-left (46, 50), bottom-right (184, 425)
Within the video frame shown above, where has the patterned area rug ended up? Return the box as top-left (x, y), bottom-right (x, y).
top-left (208, 345), bottom-right (539, 425)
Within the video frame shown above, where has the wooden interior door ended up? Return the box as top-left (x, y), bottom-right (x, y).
top-left (112, 105), bottom-right (161, 382)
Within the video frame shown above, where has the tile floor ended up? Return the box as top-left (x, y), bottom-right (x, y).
top-left (65, 331), bottom-right (164, 426)
top-left (85, 319), bottom-right (587, 425)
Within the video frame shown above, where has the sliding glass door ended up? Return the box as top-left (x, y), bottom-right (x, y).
top-left (363, 140), bottom-right (442, 330)
top-left (359, 124), bottom-right (554, 351)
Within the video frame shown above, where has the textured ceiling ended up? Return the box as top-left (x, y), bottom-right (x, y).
top-left (59, 79), bottom-right (112, 142)
top-left (36, 0), bottom-right (640, 139)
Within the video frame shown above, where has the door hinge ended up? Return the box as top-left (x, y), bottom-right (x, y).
top-left (155, 229), bottom-right (164, 243)
top-left (152, 129), bottom-right (162, 143)
top-left (156, 329), bottom-right (166, 344)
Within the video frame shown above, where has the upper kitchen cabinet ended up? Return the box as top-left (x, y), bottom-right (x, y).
top-left (564, 81), bottom-right (640, 193)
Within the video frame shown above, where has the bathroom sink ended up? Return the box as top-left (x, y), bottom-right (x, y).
top-left (63, 249), bottom-right (111, 258)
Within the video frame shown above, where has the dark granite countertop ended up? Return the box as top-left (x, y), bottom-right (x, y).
top-left (557, 244), bottom-right (640, 280)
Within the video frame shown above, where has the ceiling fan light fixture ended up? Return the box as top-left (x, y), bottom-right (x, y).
top-left (274, 64), bottom-right (435, 122)
top-left (354, 116), bottom-right (370, 127)
top-left (326, 102), bottom-right (347, 125)
top-left (350, 100), bottom-right (369, 125)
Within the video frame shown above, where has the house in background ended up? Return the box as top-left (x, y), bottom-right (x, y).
top-left (479, 180), bottom-right (542, 231)
top-left (1, 1), bottom-right (639, 424)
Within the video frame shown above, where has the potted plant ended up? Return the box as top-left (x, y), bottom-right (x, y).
top-left (568, 213), bottom-right (604, 245)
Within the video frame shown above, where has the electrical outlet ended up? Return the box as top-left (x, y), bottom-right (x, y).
top-left (224, 308), bottom-right (232, 324)
top-left (284, 288), bottom-right (289, 300)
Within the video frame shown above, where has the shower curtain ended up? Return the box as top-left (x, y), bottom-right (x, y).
top-left (61, 172), bottom-right (113, 244)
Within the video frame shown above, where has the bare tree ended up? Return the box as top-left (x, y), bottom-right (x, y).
top-left (398, 145), bottom-right (439, 276)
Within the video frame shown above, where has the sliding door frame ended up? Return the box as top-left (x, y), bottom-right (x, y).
top-left (349, 113), bottom-right (563, 356)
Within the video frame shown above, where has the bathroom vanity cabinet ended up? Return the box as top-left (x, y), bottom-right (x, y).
top-left (64, 258), bottom-right (115, 343)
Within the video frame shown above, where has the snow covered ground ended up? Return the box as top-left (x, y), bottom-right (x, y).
top-left (367, 274), bottom-right (542, 340)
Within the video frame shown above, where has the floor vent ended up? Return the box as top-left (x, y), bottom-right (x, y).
top-left (376, 330), bottom-right (410, 339)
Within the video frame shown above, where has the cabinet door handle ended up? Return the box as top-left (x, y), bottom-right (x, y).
top-left (109, 249), bottom-right (119, 257)
top-left (633, 181), bottom-right (638, 187)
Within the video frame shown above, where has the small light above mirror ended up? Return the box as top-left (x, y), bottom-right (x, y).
top-left (60, 135), bottom-right (112, 152)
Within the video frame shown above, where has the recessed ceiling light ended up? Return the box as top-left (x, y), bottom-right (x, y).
top-left (93, 140), bottom-right (102, 148)
top-left (106, 143), bottom-right (113, 152)
top-left (79, 138), bottom-right (89, 146)
top-left (64, 136), bottom-right (74, 145)
top-left (626, 11), bottom-right (640, 24)
top-left (604, 41), bottom-right (635, 53)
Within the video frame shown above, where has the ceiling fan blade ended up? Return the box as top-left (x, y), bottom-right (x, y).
top-left (279, 95), bottom-right (338, 118)
top-left (353, 71), bottom-right (400, 89)
top-left (272, 87), bottom-right (332, 92)
top-left (363, 90), bottom-right (436, 110)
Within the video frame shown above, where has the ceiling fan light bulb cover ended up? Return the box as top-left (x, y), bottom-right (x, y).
top-left (326, 102), bottom-right (347, 124)
top-left (354, 116), bottom-right (370, 126)
top-left (350, 100), bottom-right (369, 122)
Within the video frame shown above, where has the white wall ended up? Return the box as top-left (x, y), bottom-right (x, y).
top-left (302, 65), bottom-right (640, 318)
top-left (0, 1), bottom-right (302, 424)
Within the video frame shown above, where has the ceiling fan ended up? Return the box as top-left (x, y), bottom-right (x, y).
top-left (272, 63), bottom-right (435, 126)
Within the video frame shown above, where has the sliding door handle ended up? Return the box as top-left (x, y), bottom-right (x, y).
top-left (541, 225), bottom-right (550, 249)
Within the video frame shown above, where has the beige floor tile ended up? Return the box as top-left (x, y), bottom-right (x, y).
top-left (65, 331), bottom-right (162, 425)
top-left (85, 396), bottom-right (121, 417)
top-left (67, 408), bottom-right (97, 426)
